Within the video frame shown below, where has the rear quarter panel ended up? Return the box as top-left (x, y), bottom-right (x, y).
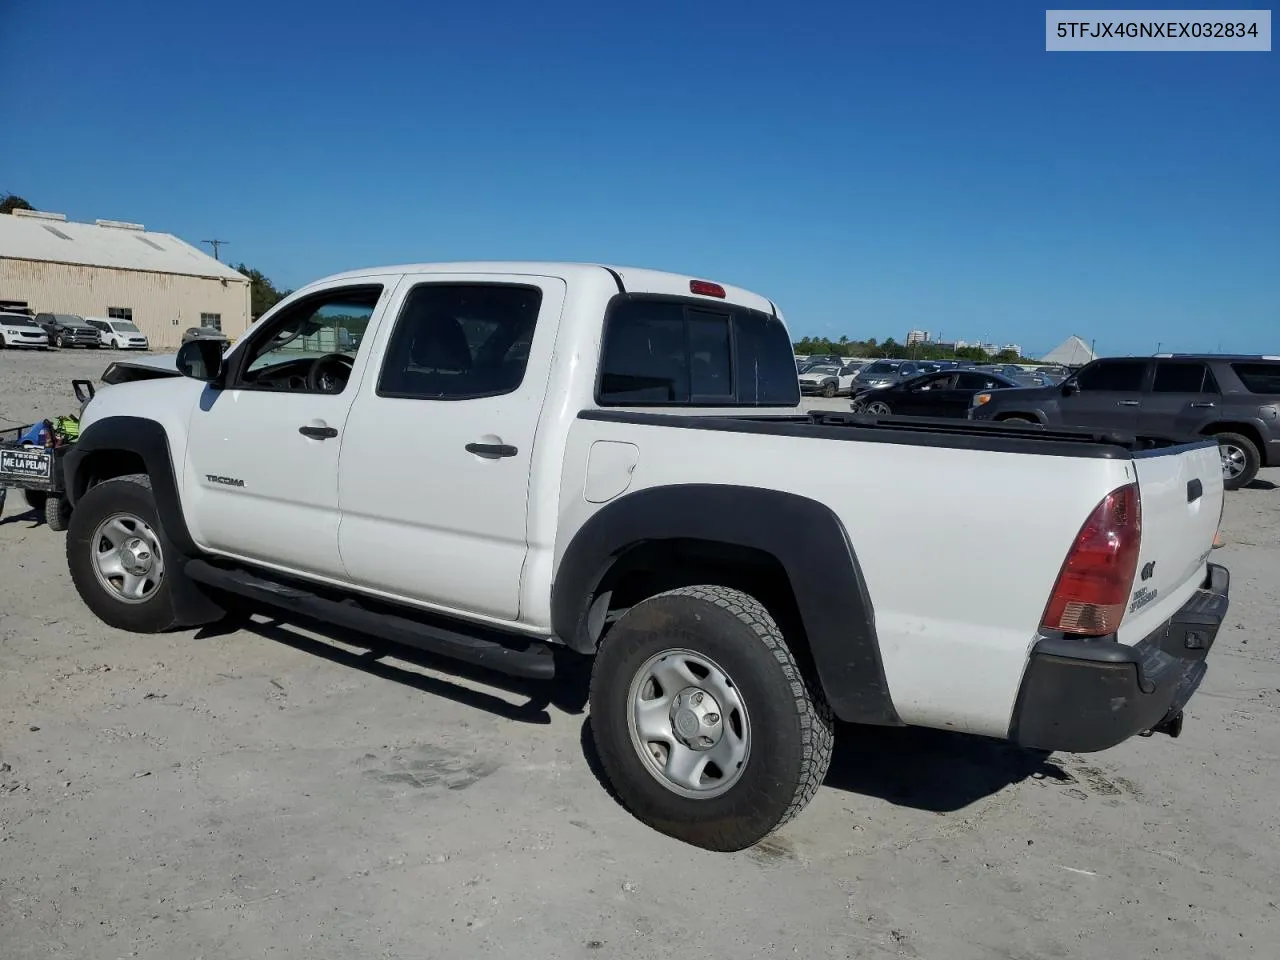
top-left (556, 417), bottom-right (1137, 737)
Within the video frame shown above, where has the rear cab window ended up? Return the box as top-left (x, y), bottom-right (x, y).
top-left (597, 296), bottom-right (799, 407)
top-left (1230, 362), bottom-right (1280, 395)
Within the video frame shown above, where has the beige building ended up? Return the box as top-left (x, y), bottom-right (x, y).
top-left (0, 208), bottom-right (250, 350)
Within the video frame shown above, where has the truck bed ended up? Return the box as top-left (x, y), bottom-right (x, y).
top-left (579, 408), bottom-right (1198, 459)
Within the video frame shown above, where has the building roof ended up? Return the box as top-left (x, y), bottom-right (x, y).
top-left (0, 210), bottom-right (248, 282)
top-left (1040, 335), bottom-right (1096, 365)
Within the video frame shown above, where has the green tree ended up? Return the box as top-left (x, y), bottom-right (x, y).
top-left (233, 263), bottom-right (290, 318)
top-left (0, 194), bottom-right (34, 215)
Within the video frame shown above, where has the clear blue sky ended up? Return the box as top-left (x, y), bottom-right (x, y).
top-left (2, 0), bottom-right (1276, 356)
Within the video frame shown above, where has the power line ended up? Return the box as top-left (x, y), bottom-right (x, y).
top-left (201, 239), bottom-right (229, 261)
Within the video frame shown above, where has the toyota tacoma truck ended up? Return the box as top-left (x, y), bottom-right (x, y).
top-left (60, 262), bottom-right (1231, 851)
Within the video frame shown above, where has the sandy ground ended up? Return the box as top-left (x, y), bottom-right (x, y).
top-left (2, 349), bottom-right (1278, 959)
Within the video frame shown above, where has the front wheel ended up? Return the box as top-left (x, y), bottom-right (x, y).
top-left (821, 381), bottom-right (837, 398)
top-left (864, 399), bottom-right (893, 416)
top-left (589, 585), bottom-right (834, 852)
top-left (1215, 432), bottom-right (1260, 491)
top-left (66, 474), bottom-right (180, 632)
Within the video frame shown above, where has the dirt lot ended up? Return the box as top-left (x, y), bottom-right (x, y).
top-left (2, 348), bottom-right (1278, 959)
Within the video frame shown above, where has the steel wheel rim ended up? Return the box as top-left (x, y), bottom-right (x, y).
top-left (91, 512), bottom-right (165, 604)
top-left (627, 648), bottom-right (751, 799)
top-left (866, 400), bottom-right (891, 415)
top-left (1220, 443), bottom-right (1247, 480)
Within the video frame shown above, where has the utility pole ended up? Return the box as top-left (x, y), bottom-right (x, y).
top-left (1156, 341), bottom-right (1162, 355)
top-left (202, 239), bottom-right (229, 261)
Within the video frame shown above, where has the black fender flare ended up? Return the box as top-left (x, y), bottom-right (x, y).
top-left (63, 416), bottom-right (199, 556)
top-left (551, 483), bottom-right (901, 726)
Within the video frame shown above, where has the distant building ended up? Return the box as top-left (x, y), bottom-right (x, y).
top-left (906, 329), bottom-right (930, 345)
top-left (0, 208), bottom-right (251, 350)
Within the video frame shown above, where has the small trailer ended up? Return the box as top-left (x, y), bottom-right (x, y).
top-left (0, 379), bottom-right (95, 530)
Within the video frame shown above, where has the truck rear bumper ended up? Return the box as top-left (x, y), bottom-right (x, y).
top-left (1009, 562), bottom-right (1229, 753)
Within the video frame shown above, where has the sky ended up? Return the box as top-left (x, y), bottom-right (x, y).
top-left (1, 0), bottom-right (1276, 357)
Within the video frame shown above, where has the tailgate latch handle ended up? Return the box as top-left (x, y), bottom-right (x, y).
top-left (1187, 478), bottom-right (1203, 503)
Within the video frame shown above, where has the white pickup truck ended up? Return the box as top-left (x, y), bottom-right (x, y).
top-left (62, 262), bottom-right (1231, 851)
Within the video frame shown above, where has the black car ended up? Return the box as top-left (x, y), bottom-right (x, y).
top-left (851, 369), bottom-right (1022, 417)
top-left (969, 354), bottom-right (1280, 489)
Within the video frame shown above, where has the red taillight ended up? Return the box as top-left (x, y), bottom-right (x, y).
top-left (1041, 482), bottom-right (1142, 636)
top-left (690, 279), bottom-right (726, 298)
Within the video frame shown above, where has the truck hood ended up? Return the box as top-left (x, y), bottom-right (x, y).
top-left (100, 353), bottom-right (181, 385)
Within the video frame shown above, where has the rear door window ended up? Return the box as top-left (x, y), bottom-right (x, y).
top-left (1152, 361), bottom-right (1216, 393)
top-left (598, 296), bottom-right (798, 406)
top-left (1231, 362), bottom-right (1280, 394)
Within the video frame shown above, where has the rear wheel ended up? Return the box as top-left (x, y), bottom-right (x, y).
top-left (1214, 432), bottom-right (1260, 491)
top-left (998, 415), bottom-right (1037, 424)
top-left (589, 585), bottom-right (834, 852)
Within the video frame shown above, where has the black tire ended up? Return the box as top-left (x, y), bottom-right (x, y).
top-left (821, 381), bottom-right (837, 398)
top-left (44, 495), bottom-right (70, 531)
top-left (22, 489), bottom-right (48, 511)
top-left (998, 415), bottom-right (1037, 424)
top-left (57, 333), bottom-right (69, 348)
top-left (589, 585), bottom-right (834, 852)
top-left (66, 474), bottom-right (181, 632)
top-left (1213, 431), bottom-right (1260, 491)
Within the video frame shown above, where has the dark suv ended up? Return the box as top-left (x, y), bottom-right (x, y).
top-left (969, 354), bottom-right (1280, 490)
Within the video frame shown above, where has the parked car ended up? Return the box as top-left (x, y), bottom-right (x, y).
top-left (63, 262), bottom-right (1230, 852)
top-left (852, 369), bottom-right (1024, 417)
top-left (86, 317), bottom-right (150, 350)
top-left (35, 313), bottom-right (101, 348)
top-left (849, 359), bottom-right (926, 397)
top-left (181, 326), bottom-right (230, 347)
top-left (799, 361), bottom-right (861, 397)
top-left (0, 311), bottom-right (51, 349)
top-left (969, 354), bottom-right (1280, 489)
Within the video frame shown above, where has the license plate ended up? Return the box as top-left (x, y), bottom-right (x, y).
top-left (0, 448), bottom-right (52, 479)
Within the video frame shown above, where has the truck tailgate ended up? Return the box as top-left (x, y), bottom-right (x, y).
top-left (1120, 440), bottom-right (1223, 644)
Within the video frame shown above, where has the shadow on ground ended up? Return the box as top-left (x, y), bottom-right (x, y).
top-left (576, 716), bottom-right (1060, 816)
top-left (0, 506), bottom-right (42, 527)
top-left (206, 611), bottom-right (1058, 812)
top-left (1245, 479), bottom-right (1277, 491)
top-left (822, 723), bottom-right (1061, 811)
top-left (201, 613), bottom-right (591, 725)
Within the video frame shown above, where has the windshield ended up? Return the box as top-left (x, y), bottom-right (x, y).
top-left (110, 321), bottom-right (141, 333)
top-left (806, 365), bottom-right (840, 375)
top-left (1, 315), bottom-right (37, 327)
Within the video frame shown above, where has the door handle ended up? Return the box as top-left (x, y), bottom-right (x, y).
top-left (465, 442), bottom-right (518, 458)
top-left (1187, 478), bottom-right (1203, 503)
top-left (298, 425), bottom-right (338, 439)
top-left (1117, 400), bottom-right (1140, 406)
top-left (1190, 401), bottom-right (1215, 408)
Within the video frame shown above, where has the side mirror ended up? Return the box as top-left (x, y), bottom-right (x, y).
top-left (1061, 379), bottom-right (1079, 396)
top-left (175, 339), bottom-right (225, 384)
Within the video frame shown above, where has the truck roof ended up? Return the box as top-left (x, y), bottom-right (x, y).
top-left (310, 261), bottom-right (780, 317)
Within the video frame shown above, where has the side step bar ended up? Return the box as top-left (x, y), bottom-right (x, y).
top-left (185, 559), bottom-right (556, 680)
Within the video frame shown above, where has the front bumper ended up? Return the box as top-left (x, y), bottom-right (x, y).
top-left (1009, 562), bottom-right (1229, 752)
